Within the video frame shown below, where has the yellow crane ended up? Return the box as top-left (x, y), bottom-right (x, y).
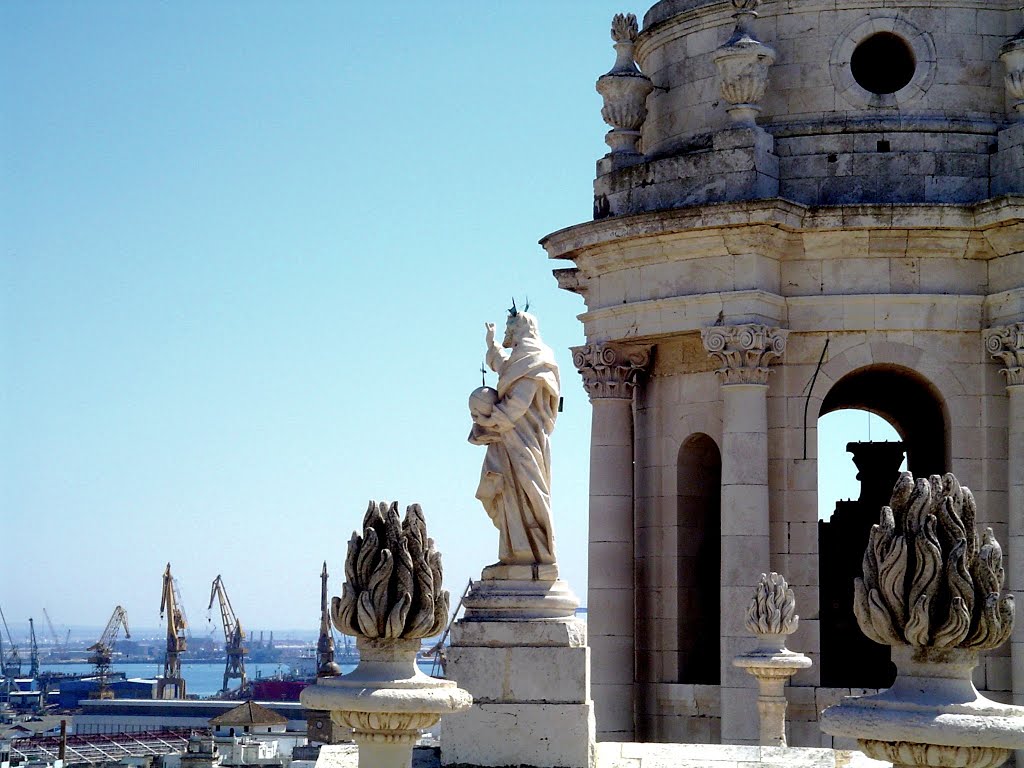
top-left (157, 563), bottom-right (188, 699)
top-left (208, 575), bottom-right (247, 695)
top-left (88, 606), bottom-right (129, 699)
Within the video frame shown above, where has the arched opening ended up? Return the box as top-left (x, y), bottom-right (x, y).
top-left (820, 366), bottom-right (948, 476)
top-left (817, 365), bottom-right (949, 688)
top-left (677, 433), bottom-right (721, 684)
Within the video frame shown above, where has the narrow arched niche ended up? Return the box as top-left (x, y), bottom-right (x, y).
top-left (677, 433), bottom-right (721, 684)
top-left (818, 364), bottom-right (949, 688)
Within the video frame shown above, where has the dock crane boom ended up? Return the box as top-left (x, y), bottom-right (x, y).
top-left (157, 563), bottom-right (188, 699)
top-left (27, 618), bottom-right (39, 677)
top-left (42, 609), bottom-right (64, 655)
top-left (208, 575), bottom-right (247, 694)
top-left (0, 604), bottom-right (22, 677)
top-left (87, 606), bottom-right (129, 699)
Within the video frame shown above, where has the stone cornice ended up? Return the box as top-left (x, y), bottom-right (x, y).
top-left (701, 324), bottom-right (787, 385)
top-left (985, 323), bottom-right (1024, 387)
top-left (539, 197), bottom-right (1024, 264)
top-left (576, 292), bottom-right (986, 341)
top-left (571, 342), bottom-right (653, 400)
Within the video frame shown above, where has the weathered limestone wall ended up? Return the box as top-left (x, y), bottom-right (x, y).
top-left (629, 327), bottom-right (1012, 745)
top-left (547, 197), bottom-right (1023, 744)
top-left (552, 0), bottom-right (1023, 743)
top-left (636, 0), bottom-right (1016, 155)
top-left (588, 1), bottom-right (1022, 214)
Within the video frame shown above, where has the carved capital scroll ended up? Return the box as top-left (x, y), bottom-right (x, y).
top-left (571, 342), bottom-right (652, 400)
top-left (985, 323), bottom-right (1024, 387)
top-left (701, 324), bottom-right (787, 385)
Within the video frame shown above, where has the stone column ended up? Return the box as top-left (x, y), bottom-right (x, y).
top-left (701, 324), bottom-right (786, 745)
top-left (571, 342), bottom-right (652, 741)
top-left (985, 324), bottom-right (1024, 711)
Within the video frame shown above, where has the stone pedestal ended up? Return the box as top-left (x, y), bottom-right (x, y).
top-left (821, 647), bottom-right (1024, 768)
top-left (301, 638), bottom-right (471, 768)
top-left (442, 572), bottom-right (596, 768)
top-left (733, 634), bottom-right (811, 747)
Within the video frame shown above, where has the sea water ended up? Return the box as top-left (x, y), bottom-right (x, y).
top-left (40, 659), bottom-right (443, 698)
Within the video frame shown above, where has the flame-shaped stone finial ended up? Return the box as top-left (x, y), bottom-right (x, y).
top-left (854, 473), bottom-right (1014, 651)
top-left (745, 572), bottom-right (799, 637)
top-left (332, 500), bottom-right (450, 641)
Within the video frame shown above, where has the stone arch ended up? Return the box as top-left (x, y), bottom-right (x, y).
top-left (676, 432), bottom-right (721, 685)
top-left (813, 340), bottom-right (956, 472)
top-left (816, 356), bottom-right (951, 688)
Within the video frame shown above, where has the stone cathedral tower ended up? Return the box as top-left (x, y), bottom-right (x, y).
top-left (543, 0), bottom-right (1024, 747)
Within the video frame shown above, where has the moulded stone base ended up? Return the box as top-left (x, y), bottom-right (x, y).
top-left (481, 562), bottom-right (559, 581)
top-left (461, 577), bottom-right (580, 620)
top-left (440, 703), bottom-right (596, 768)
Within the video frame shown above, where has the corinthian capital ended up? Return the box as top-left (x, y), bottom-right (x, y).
top-left (701, 324), bottom-right (787, 385)
top-left (985, 323), bottom-right (1024, 387)
top-left (571, 342), bottom-right (652, 400)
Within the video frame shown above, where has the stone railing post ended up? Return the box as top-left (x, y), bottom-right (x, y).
top-left (985, 324), bottom-right (1024, 719)
top-left (701, 324), bottom-right (787, 744)
top-left (733, 572), bottom-right (811, 746)
top-left (571, 341), bottom-right (652, 741)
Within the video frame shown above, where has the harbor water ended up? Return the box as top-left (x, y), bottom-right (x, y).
top-left (40, 658), bottom-right (443, 698)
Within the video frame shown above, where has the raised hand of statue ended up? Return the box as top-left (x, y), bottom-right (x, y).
top-left (485, 322), bottom-right (496, 348)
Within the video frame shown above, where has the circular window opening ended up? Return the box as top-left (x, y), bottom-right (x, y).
top-left (850, 32), bottom-right (916, 95)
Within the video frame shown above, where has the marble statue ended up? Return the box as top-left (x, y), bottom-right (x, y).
top-left (468, 305), bottom-right (560, 567)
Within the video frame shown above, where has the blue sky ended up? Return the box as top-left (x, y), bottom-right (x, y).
top-left (1, 1), bottom-right (896, 639)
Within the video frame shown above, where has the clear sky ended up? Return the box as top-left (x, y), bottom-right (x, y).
top-left (1, 1), bottom-right (898, 642)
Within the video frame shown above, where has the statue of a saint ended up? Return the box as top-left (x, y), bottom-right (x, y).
top-left (468, 306), bottom-right (560, 568)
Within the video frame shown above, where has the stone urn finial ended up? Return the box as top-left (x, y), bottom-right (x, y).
top-left (596, 12), bottom-right (654, 155)
top-left (732, 572), bottom-right (811, 747)
top-left (301, 501), bottom-right (471, 768)
top-left (712, 0), bottom-right (776, 126)
top-left (821, 473), bottom-right (1024, 768)
top-left (1001, 12), bottom-right (1024, 121)
top-left (730, 0), bottom-right (761, 36)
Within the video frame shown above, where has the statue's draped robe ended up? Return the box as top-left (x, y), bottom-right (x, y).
top-left (473, 335), bottom-right (560, 565)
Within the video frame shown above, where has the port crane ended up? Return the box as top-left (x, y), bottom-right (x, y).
top-left (208, 575), bottom-right (247, 694)
top-left (27, 618), bottom-right (39, 677)
top-left (0, 604), bottom-right (22, 677)
top-left (88, 605), bottom-right (129, 699)
top-left (157, 563), bottom-right (188, 699)
top-left (42, 609), bottom-right (63, 656)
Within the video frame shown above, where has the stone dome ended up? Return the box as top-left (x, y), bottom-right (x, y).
top-left (590, 0), bottom-right (1023, 214)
